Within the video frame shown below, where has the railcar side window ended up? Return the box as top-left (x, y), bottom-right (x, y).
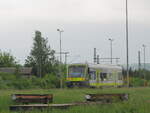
top-left (108, 73), bottom-right (113, 80)
top-left (118, 72), bottom-right (122, 80)
top-left (89, 71), bottom-right (96, 80)
top-left (100, 73), bottom-right (107, 81)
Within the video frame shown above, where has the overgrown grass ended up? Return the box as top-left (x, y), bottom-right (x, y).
top-left (0, 72), bottom-right (60, 89)
top-left (0, 87), bottom-right (150, 113)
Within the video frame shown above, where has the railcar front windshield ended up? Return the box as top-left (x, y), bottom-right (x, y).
top-left (68, 65), bottom-right (86, 77)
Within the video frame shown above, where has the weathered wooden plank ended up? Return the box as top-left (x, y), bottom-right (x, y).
top-left (9, 101), bottom-right (109, 111)
top-left (12, 94), bottom-right (53, 104)
top-left (85, 93), bottom-right (129, 102)
top-left (10, 103), bottom-right (75, 111)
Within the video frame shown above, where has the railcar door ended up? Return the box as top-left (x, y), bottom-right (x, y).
top-left (99, 72), bottom-right (108, 86)
top-left (89, 69), bottom-right (101, 88)
top-left (89, 70), bottom-right (96, 87)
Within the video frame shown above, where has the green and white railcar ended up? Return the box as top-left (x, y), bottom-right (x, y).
top-left (66, 63), bottom-right (123, 88)
top-left (88, 64), bottom-right (123, 87)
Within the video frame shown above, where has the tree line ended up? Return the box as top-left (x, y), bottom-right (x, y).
top-left (122, 68), bottom-right (150, 86)
top-left (0, 30), bottom-right (65, 89)
top-left (0, 30), bottom-right (150, 88)
top-left (0, 30), bottom-right (61, 77)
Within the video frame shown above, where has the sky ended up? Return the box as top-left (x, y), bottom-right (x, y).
top-left (0, 0), bottom-right (150, 65)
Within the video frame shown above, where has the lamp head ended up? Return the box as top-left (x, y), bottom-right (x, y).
top-left (143, 44), bottom-right (146, 47)
top-left (57, 29), bottom-right (64, 32)
top-left (109, 38), bottom-right (114, 41)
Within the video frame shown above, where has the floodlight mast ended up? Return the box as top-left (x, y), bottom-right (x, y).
top-left (142, 44), bottom-right (146, 70)
top-left (108, 38), bottom-right (114, 64)
top-left (126, 0), bottom-right (129, 87)
top-left (142, 44), bottom-right (146, 84)
top-left (57, 28), bottom-right (64, 88)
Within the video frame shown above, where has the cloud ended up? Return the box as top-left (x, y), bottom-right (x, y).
top-left (0, 0), bottom-right (150, 64)
top-left (0, 0), bottom-right (149, 23)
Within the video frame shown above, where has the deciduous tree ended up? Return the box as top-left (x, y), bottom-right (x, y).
top-left (25, 31), bottom-right (58, 77)
top-left (0, 51), bottom-right (17, 67)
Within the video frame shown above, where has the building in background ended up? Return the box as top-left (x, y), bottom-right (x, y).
top-left (0, 67), bottom-right (32, 77)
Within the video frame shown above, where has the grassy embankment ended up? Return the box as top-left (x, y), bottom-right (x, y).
top-left (0, 87), bottom-right (150, 113)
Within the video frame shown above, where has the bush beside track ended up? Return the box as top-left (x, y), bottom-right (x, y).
top-left (0, 72), bottom-right (60, 89)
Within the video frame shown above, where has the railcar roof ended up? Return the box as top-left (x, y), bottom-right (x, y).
top-left (68, 63), bottom-right (87, 66)
top-left (68, 63), bottom-right (122, 70)
top-left (88, 64), bottom-right (122, 70)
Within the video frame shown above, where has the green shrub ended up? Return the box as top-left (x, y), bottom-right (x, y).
top-left (39, 74), bottom-right (60, 89)
top-left (0, 77), bottom-right (8, 89)
top-left (0, 72), bottom-right (60, 89)
top-left (11, 78), bottom-right (33, 89)
top-left (131, 77), bottom-right (144, 87)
